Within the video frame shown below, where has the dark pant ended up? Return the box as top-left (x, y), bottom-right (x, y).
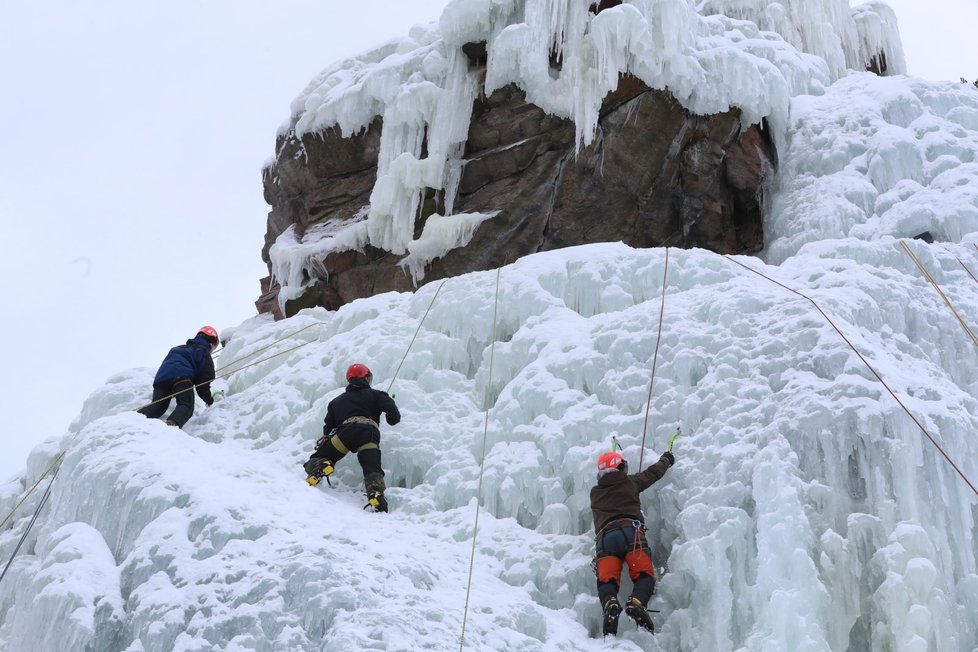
top-left (138, 379), bottom-right (195, 427)
top-left (310, 424), bottom-right (385, 493)
top-left (595, 522), bottom-right (656, 607)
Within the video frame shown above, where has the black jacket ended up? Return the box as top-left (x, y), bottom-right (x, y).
top-left (590, 455), bottom-right (672, 534)
top-left (323, 381), bottom-right (400, 435)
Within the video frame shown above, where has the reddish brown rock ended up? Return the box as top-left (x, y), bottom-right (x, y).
top-left (258, 71), bottom-right (775, 318)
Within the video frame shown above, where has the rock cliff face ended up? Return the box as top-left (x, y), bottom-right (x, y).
top-left (258, 68), bottom-right (774, 318)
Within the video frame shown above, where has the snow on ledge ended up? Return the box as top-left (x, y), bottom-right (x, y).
top-left (268, 209), bottom-right (370, 306)
top-left (400, 211), bottom-right (499, 282)
top-left (269, 208), bottom-right (498, 312)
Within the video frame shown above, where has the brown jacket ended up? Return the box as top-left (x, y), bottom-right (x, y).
top-left (590, 455), bottom-right (672, 535)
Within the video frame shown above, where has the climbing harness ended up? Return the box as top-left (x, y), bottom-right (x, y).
top-left (459, 268), bottom-right (502, 652)
top-left (639, 247), bottom-right (670, 469)
top-left (723, 254), bottom-right (978, 500)
top-left (591, 519), bottom-right (648, 575)
top-left (307, 416), bottom-right (384, 487)
top-left (342, 416), bottom-right (379, 429)
top-left (595, 518), bottom-right (647, 546)
top-left (0, 452), bottom-right (64, 586)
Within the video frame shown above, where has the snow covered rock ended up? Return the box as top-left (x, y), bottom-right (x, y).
top-left (256, 0), bottom-right (877, 318)
top-left (260, 77), bottom-right (774, 317)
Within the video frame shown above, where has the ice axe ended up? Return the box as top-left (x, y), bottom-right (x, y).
top-left (667, 427), bottom-right (681, 453)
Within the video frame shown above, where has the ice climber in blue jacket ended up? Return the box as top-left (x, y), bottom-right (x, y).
top-left (138, 326), bottom-right (219, 428)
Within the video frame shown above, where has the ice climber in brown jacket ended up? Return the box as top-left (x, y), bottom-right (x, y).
top-left (590, 447), bottom-right (674, 636)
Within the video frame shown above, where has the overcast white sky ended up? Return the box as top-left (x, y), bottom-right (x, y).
top-left (1, 0), bottom-right (976, 481)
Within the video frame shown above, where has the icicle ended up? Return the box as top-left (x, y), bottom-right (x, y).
top-left (399, 211), bottom-right (499, 283)
top-left (694, 0), bottom-right (905, 81)
top-left (277, 0), bottom-right (909, 290)
top-left (851, 1), bottom-right (907, 76)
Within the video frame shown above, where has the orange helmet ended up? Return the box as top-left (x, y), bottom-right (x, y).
top-left (346, 363), bottom-right (372, 384)
top-left (597, 451), bottom-right (624, 472)
top-left (198, 325), bottom-right (219, 342)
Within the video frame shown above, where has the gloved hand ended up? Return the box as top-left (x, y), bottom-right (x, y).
top-left (661, 451), bottom-right (675, 467)
top-left (212, 390), bottom-right (225, 403)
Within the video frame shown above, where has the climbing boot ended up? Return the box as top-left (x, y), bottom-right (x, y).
top-left (303, 458), bottom-right (334, 486)
top-left (365, 490), bottom-right (388, 513)
top-left (625, 596), bottom-right (654, 633)
top-left (163, 419), bottom-right (179, 427)
top-left (601, 597), bottom-right (622, 636)
top-left (363, 472), bottom-right (387, 511)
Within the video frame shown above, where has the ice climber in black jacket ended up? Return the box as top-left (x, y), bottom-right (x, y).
top-left (303, 363), bottom-right (401, 512)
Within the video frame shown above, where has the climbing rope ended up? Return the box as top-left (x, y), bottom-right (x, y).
top-left (459, 268), bottom-right (502, 651)
top-left (955, 256), bottom-right (978, 285)
top-left (0, 452), bottom-right (64, 585)
top-left (387, 280), bottom-right (447, 394)
top-left (900, 240), bottom-right (978, 348)
top-left (0, 284), bottom-right (448, 578)
top-left (148, 281), bottom-right (447, 411)
top-left (142, 280), bottom-right (446, 411)
top-left (3, 287), bottom-right (446, 564)
top-left (945, 244), bottom-right (978, 287)
top-left (639, 247), bottom-right (670, 468)
top-left (723, 254), bottom-right (978, 499)
top-left (215, 321), bottom-right (320, 375)
top-left (0, 451), bottom-right (66, 532)
top-left (135, 338), bottom-right (319, 413)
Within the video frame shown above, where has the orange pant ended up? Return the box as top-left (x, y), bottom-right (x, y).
top-left (597, 548), bottom-right (655, 584)
top-left (595, 523), bottom-right (656, 607)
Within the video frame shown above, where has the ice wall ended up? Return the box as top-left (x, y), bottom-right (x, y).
top-left (3, 234), bottom-right (978, 650)
top-left (695, 0), bottom-right (906, 79)
top-left (764, 74), bottom-right (978, 265)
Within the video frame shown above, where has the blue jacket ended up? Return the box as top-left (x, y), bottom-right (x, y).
top-left (153, 334), bottom-right (216, 403)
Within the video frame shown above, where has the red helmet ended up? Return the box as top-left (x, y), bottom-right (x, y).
top-left (346, 363), bottom-right (372, 383)
top-left (198, 325), bottom-right (219, 341)
top-left (597, 451), bottom-right (624, 472)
